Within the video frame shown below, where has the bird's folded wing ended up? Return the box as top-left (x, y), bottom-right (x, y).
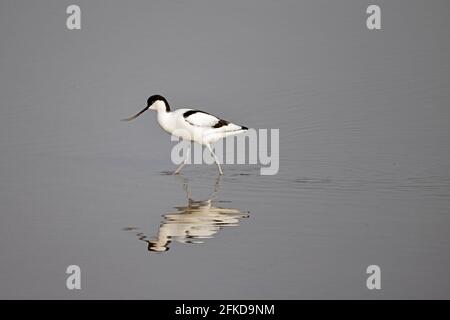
top-left (183, 110), bottom-right (226, 128)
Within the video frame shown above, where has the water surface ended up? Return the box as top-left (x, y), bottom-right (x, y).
top-left (0, 0), bottom-right (449, 299)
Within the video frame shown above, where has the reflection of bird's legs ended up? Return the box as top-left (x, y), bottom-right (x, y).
top-left (209, 174), bottom-right (222, 201)
top-left (174, 144), bottom-right (190, 175)
top-left (174, 174), bottom-right (192, 201)
top-left (174, 171), bottom-right (222, 205)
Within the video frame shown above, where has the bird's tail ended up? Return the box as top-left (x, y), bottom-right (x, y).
top-left (222, 128), bottom-right (248, 138)
top-left (221, 122), bottom-right (248, 132)
top-left (206, 127), bottom-right (248, 143)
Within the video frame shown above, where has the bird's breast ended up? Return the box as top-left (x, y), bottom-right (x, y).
top-left (157, 113), bottom-right (176, 135)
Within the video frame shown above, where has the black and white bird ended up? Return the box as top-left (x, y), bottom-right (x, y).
top-left (122, 95), bottom-right (248, 175)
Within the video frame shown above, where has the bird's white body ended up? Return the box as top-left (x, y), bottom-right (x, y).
top-left (155, 106), bottom-right (247, 145)
top-left (123, 95), bottom-right (248, 174)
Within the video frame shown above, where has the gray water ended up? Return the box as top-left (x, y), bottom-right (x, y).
top-left (1, 0), bottom-right (449, 299)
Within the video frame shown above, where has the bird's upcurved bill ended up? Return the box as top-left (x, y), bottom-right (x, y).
top-left (121, 106), bottom-right (150, 121)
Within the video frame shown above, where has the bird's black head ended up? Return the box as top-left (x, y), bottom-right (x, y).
top-left (121, 94), bottom-right (170, 122)
top-left (147, 94), bottom-right (170, 111)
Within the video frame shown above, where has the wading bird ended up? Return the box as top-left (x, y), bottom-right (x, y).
top-left (122, 95), bottom-right (248, 174)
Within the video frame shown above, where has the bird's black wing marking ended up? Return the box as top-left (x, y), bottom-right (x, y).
top-left (183, 110), bottom-right (203, 118)
top-left (183, 110), bottom-right (225, 128)
top-left (212, 119), bottom-right (230, 128)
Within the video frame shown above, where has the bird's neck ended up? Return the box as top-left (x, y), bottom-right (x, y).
top-left (156, 108), bottom-right (174, 133)
top-left (156, 107), bottom-right (170, 117)
top-left (156, 108), bottom-right (168, 121)
top-left (153, 100), bottom-right (170, 113)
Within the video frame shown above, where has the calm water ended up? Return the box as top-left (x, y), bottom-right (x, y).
top-left (1, 0), bottom-right (449, 299)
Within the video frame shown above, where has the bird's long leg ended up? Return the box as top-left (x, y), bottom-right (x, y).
top-left (173, 144), bottom-right (190, 175)
top-left (206, 143), bottom-right (224, 175)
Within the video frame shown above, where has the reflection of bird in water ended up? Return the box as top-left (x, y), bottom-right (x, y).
top-left (124, 175), bottom-right (249, 253)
